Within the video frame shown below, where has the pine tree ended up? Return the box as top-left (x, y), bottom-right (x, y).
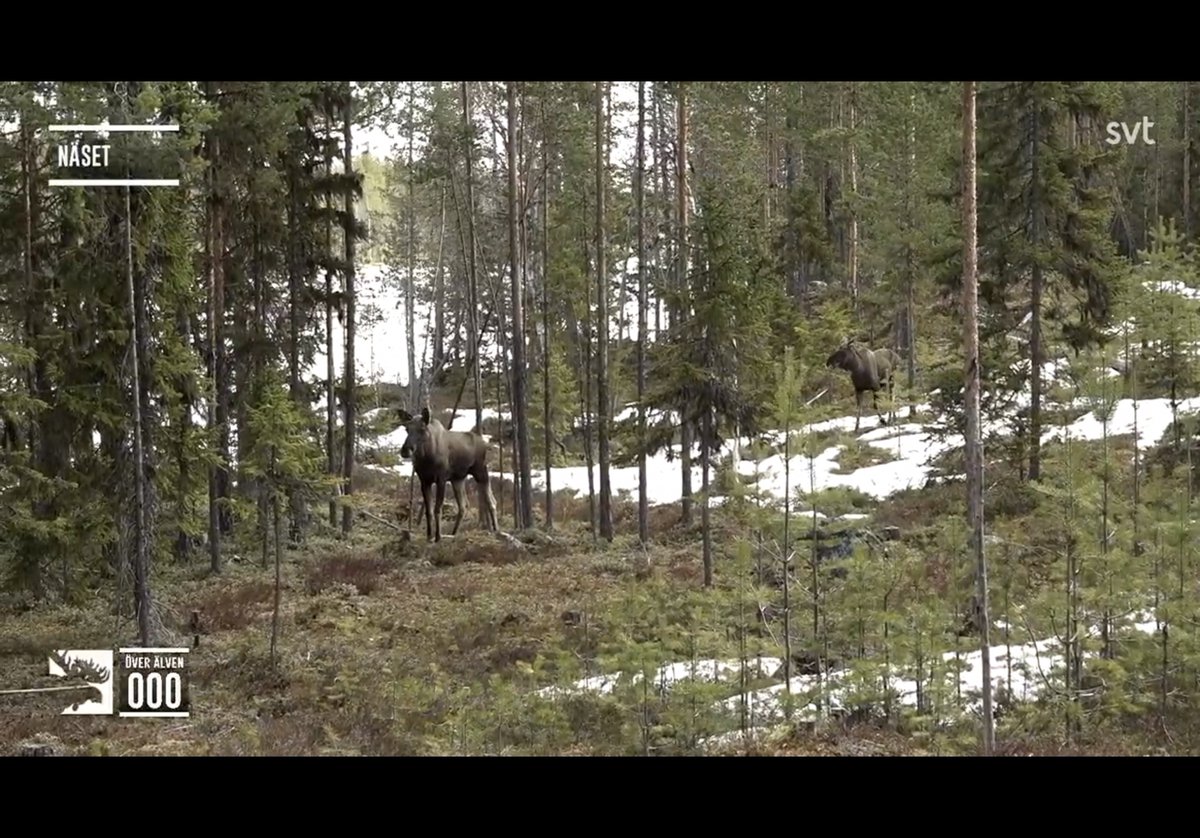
top-left (970, 82), bottom-right (1121, 481)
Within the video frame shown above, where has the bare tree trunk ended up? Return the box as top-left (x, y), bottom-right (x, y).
top-left (783, 90), bottom-right (798, 301)
top-left (19, 116), bottom-right (46, 596)
top-left (270, 447), bottom-right (282, 669)
top-left (324, 93), bottom-right (338, 528)
top-left (636, 81), bottom-right (649, 545)
top-left (462, 82), bottom-right (484, 432)
top-left (847, 81), bottom-right (860, 312)
top-left (212, 122), bottom-right (232, 538)
top-left (341, 83), bottom-right (358, 535)
top-left (406, 82), bottom-right (418, 408)
top-left (1185, 82), bottom-right (1192, 240)
top-left (764, 82), bottom-right (774, 225)
top-left (1130, 323), bottom-right (1141, 560)
top-left (541, 98), bottom-right (554, 530)
top-left (701, 407), bottom-right (713, 586)
top-left (653, 85), bottom-right (667, 338)
top-left (124, 176), bottom-right (153, 646)
top-left (596, 81), bottom-right (614, 541)
top-left (962, 80), bottom-right (994, 755)
top-left (582, 240), bottom-right (597, 539)
top-left (285, 140), bottom-right (306, 545)
top-left (432, 185), bottom-right (447, 379)
top-left (906, 89), bottom-right (918, 414)
top-left (1029, 103), bottom-right (1044, 482)
top-left (204, 84), bottom-right (225, 570)
top-left (508, 82), bottom-right (535, 530)
top-left (782, 409), bottom-right (793, 694)
top-left (677, 83), bottom-right (693, 526)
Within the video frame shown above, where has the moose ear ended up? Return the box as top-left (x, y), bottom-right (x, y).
top-left (397, 408), bottom-right (413, 422)
top-left (421, 406), bottom-right (430, 425)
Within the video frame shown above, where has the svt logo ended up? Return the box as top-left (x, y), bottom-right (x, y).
top-left (1105, 117), bottom-right (1156, 146)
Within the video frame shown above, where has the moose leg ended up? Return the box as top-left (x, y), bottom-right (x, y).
top-left (854, 390), bottom-right (864, 432)
top-left (450, 478), bottom-right (466, 535)
top-left (873, 389), bottom-right (888, 427)
top-left (486, 477), bottom-right (498, 530)
top-left (471, 466), bottom-right (499, 531)
top-left (421, 480), bottom-right (434, 542)
top-left (434, 480), bottom-right (446, 542)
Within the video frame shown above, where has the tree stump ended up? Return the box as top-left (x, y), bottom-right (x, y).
top-left (883, 526), bottom-right (901, 541)
top-left (189, 610), bottom-right (203, 648)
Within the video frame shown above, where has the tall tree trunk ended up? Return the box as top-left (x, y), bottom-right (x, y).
top-left (125, 178), bottom-right (154, 646)
top-left (407, 82), bottom-right (419, 408)
top-left (1185, 82), bottom-right (1192, 240)
top-left (520, 87), bottom-right (538, 412)
top-left (677, 83), bottom-right (693, 526)
top-left (213, 167), bottom-right (231, 539)
top-left (905, 89), bottom-right (918, 412)
top-left (962, 80), bottom-right (994, 755)
top-left (432, 184), bottom-right (447, 381)
top-left (461, 82), bottom-right (484, 432)
top-left (286, 141), bottom-right (305, 545)
top-left (784, 90), bottom-right (800, 302)
top-left (847, 81), bottom-right (860, 312)
top-left (540, 96), bottom-right (554, 530)
top-left (701, 406), bottom-right (713, 587)
top-left (325, 93), bottom-right (338, 527)
top-left (653, 85), bottom-right (668, 338)
top-left (764, 82), bottom-right (774, 226)
top-left (508, 82), bottom-right (535, 530)
top-left (270, 447), bottom-right (282, 668)
top-left (174, 298), bottom-right (194, 562)
top-left (596, 81), bottom-right (614, 541)
top-left (20, 115), bottom-right (47, 597)
top-left (636, 81), bottom-right (649, 545)
top-left (251, 201), bottom-right (267, 541)
top-left (341, 83), bottom-right (357, 535)
top-left (781, 396), bottom-right (793, 693)
top-left (581, 237), bottom-right (596, 538)
top-left (1029, 102), bottom-right (1044, 482)
top-left (204, 83), bottom-right (225, 571)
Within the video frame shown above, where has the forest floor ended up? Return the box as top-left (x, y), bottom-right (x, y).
top-left (0, 470), bottom-right (1179, 756)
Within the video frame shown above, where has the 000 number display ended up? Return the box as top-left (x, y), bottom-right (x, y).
top-left (124, 671), bottom-right (183, 711)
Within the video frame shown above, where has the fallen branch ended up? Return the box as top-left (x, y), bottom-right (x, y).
top-left (804, 387), bottom-right (829, 407)
top-left (356, 509), bottom-right (405, 533)
top-left (0, 685), bottom-right (95, 696)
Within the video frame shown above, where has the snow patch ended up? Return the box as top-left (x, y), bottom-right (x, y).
top-left (535, 656), bottom-right (784, 700)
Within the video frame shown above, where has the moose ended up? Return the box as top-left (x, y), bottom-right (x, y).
top-left (825, 340), bottom-right (902, 432)
top-left (396, 406), bottom-right (499, 542)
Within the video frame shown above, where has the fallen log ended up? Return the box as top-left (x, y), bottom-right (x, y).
top-left (497, 531), bottom-right (527, 550)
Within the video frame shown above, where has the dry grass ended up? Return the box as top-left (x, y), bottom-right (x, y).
top-left (304, 551), bottom-right (396, 595)
top-left (829, 439), bottom-right (900, 474)
top-left (190, 579), bottom-right (276, 632)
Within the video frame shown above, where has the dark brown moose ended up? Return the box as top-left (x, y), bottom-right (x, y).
top-left (397, 407), bottom-right (500, 542)
top-left (825, 341), bottom-right (902, 432)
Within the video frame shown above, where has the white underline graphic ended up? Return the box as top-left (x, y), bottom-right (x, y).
top-left (50, 179), bottom-right (180, 187)
top-left (50, 124), bottom-right (180, 132)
